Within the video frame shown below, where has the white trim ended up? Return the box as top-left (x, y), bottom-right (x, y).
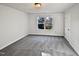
top-left (0, 34), bottom-right (28, 50)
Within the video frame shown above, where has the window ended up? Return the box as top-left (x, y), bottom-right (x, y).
top-left (37, 16), bottom-right (53, 30)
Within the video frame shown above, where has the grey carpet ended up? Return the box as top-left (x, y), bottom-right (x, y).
top-left (0, 35), bottom-right (78, 56)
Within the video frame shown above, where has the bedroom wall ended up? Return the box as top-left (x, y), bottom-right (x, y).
top-left (64, 4), bottom-right (79, 55)
top-left (28, 13), bottom-right (64, 36)
top-left (0, 5), bottom-right (29, 50)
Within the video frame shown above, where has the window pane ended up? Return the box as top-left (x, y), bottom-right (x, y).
top-left (38, 24), bottom-right (44, 29)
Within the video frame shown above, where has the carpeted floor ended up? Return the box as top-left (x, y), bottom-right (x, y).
top-left (0, 35), bottom-right (78, 56)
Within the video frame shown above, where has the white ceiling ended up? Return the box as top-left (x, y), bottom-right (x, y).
top-left (1, 3), bottom-right (75, 13)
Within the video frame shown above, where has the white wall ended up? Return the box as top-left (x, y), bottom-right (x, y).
top-left (0, 5), bottom-right (29, 50)
top-left (28, 13), bottom-right (64, 36)
top-left (64, 4), bottom-right (79, 55)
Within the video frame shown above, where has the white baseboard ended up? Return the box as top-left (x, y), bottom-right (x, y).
top-left (0, 34), bottom-right (28, 50)
top-left (29, 33), bottom-right (64, 36)
top-left (64, 37), bottom-right (79, 55)
top-left (68, 40), bottom-right (79, 55)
